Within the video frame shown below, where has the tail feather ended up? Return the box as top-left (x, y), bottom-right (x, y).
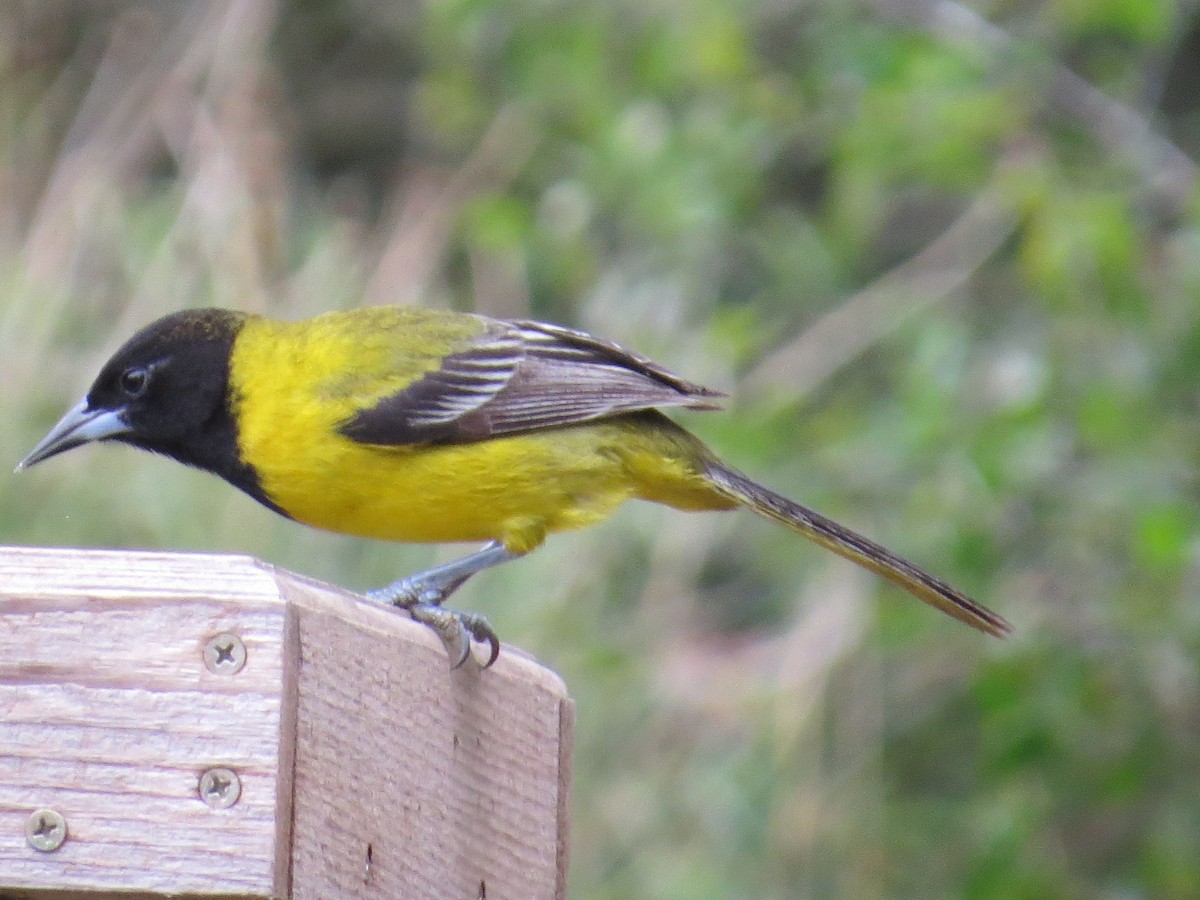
top-left (703, 460), bottom-right (1011, 638)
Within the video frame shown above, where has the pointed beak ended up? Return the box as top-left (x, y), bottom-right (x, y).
top-left (16, 400), bottom-right (131, 472)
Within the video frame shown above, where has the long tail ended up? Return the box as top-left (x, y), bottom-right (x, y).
top-left (703, 459), bottom-right (1011, 638)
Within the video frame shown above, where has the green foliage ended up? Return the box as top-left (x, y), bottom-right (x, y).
top-left (4, 0), bottom-right (1200, 897)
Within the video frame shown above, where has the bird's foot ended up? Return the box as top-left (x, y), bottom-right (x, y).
top-left (365, 542), bottom-right (517, 669)
top-left (409, 603), bottom-right (501, 669)
top-left (366, 580), bottom-right (500, 669)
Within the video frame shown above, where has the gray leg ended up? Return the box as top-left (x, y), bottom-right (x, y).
top-left (366, 541), bottom-right (521, 668)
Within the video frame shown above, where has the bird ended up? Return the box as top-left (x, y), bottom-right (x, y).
top-left (18, 306), bottom-right (1010, 666)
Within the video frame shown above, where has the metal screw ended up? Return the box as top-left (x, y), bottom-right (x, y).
top-left (25, 808), bottom-right (67, 852)
top-left (203, 632), bottom-right (246, 675)
top-left (198, 767), bottom-right (241, 809)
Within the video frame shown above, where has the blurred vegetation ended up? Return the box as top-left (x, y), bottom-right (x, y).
top-left (4, 0), bottom-right (1200, 896)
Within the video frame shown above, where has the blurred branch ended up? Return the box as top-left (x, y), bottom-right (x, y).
top-left (1132, 0), bottom-right (1200, 114)
top-left (364, 106), bottom-right (540, 307)
top-left (6, 1), bottom-right (281, 365)
top-left (742, 184), bottom-right (1015, 399)
top-left (874, 0), bottom-right (1198, 210)
top-left (653, 576), bottom-right (868, 719)
top-left (745, 1), bottom-right (1194, 405)
top-left (22, 1), bottom-right (278, 281)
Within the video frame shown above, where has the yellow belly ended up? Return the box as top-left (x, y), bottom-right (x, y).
top-left (261, 425), bottom-right (637, 550)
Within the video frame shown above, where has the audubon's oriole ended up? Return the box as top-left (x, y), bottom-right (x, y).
top-left (19, 307), bottom-right (1009, 666)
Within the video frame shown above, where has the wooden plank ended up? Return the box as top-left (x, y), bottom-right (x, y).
top-left (0, 547), bottom-right (292, 897)
top-left (0, 547), bottom-right (573, 898)
top-left (276, 573), bottom-right (573, 900)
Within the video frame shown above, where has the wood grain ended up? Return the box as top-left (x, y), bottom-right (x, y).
top-left (278, 574), bottom-right (572, 900)
top-left (0, 546), bottom-right (573, 899)
top-left (0, 547), bottom-right (291, 898)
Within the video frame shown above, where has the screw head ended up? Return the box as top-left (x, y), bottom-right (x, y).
top-left (203, 632), bottom-right (246, 675)
top-left (25, 808), bottom-right (67, 851)
top-left (198, 767), bottom-right (242, 809)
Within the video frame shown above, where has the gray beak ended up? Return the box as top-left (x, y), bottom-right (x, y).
top-left (16, 399), bottom-right (131, 471)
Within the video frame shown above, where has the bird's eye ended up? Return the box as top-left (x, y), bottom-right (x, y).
top-left (119, 366), bottom-right (150, 398)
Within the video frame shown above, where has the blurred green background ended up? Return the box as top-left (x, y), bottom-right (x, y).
top-left (5, 0), bottom-right (1200, 896)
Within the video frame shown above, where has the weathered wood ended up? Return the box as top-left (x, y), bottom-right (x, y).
top-left (280, 572), bottom-right (573, 900)
top-left (0, 549), bottom-right (292, 898)
top-left (0, 546), bottom-right (572, 899)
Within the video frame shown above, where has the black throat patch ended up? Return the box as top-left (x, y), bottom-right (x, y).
top-left (104, 308), bottom-right (291, 520)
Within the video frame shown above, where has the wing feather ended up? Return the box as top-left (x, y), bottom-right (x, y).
top-left (338, 317), bottom-right (724, 446)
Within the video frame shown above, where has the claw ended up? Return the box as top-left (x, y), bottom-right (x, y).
top-left (459, 612), bottom-right (501, 668)
top-left (363, 541), bottom-right (518, 669)
top-left (407, 602), bottom-right (472, 667)
top-left (400, 602), bottom-right (499, 668)
top-left (482, 635), bottom-right (500, 669)
top-left (449, 632), bottom-right (473, 670)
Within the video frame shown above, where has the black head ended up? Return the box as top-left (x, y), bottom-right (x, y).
top-left (19, 308), bottom-right (248, 471)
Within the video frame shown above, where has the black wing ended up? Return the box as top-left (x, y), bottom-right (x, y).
top-left (338, 318), bottom-right (725, 445)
